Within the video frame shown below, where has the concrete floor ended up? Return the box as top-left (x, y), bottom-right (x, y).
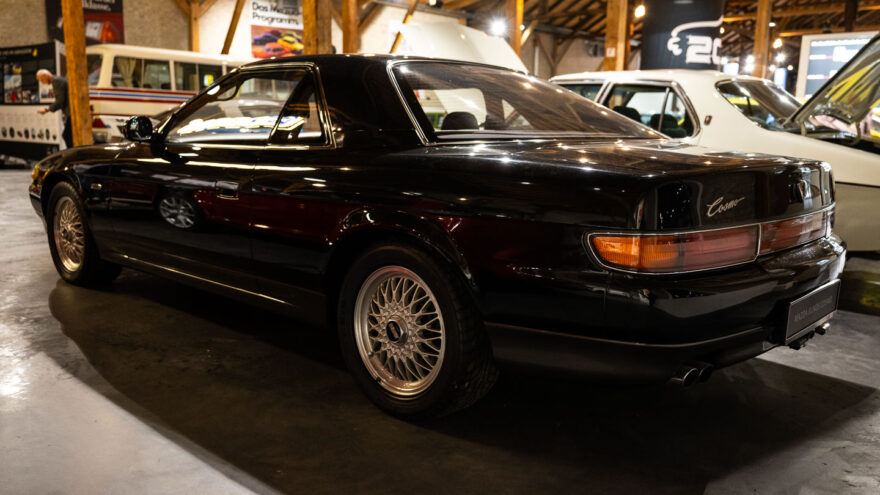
top-left (1, 168), bottom-right (879, 494)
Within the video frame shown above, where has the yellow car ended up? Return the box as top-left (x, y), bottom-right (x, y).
top-left (277, 33), bottom-right (304, 52)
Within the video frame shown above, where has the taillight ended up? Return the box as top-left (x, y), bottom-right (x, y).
top-left (591, 226), bottom-right (758, 273)
top-left (92, 117), bottom-right (108, 129)
top-left (759, 211), bottom-right (828, 254)
top-left (590, 209), bottom-right (831, 274)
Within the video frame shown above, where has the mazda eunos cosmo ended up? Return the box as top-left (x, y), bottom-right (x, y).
top-left (30, 55), bottom-right (844, 417)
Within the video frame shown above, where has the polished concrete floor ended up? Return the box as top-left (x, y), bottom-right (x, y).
top-left (1, 168), bottom-right (879, 494)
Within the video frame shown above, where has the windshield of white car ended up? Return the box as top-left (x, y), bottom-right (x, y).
top-left (393, 62), bottom-right (661, 141)
top-left (716, 80), bottom-right (802, 131)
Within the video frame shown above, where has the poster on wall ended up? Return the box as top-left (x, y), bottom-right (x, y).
top-left (45, 0), bottom-right (124, 45)
top-left (640, 0), bottom-right (724, 70)
top-left (250, 0), bottom-right (304, 58)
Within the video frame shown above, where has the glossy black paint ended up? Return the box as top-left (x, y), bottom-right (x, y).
top-left (30, 55), bottom-right (845, 381)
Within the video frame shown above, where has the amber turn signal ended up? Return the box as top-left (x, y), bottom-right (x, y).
top-left (591, 226), bottom-right (759, 273)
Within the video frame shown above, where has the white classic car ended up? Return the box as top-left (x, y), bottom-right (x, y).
top-left (551, 35), bottom-right (880, 251)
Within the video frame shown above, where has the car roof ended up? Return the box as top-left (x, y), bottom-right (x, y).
top-left (241, 53), bottom-right (526, 73)
top-left (550, 69), bottom-right (767, 85)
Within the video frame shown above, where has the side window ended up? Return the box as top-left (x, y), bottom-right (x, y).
top-left (269, 71), bottom-right (327, 145)
top-left (198, 64), bottom-right (222, 89)
top-left (606, 84), bottom-right (667, 126)
top-left (87, 54), bottom-right (102, 86)
top-left (659, 91), bottom-right (695, 137)
top-left (165, 70), bottom-right (301, 145)
top-left (175, 62), bottom-right (198, 91)
top-left (142, 59), bottom-right (171, 90)
top-left (606, 84), bottom-right (695, 138)
top-left (111, 56), bottom-right (142, 88)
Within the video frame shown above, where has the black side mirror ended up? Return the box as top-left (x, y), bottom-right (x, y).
top-left (123, 116), bottom-right (153, 142)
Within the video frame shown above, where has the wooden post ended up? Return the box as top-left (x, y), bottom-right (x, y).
top-left (222, 0), bottom-right (247, 55)
top-left (845, 0), bottom-right (859, 32)
top-left (390, 0), bottom-right (420, 53)
top-left (60, 0), bottom-right (92, 147)
top-left (507, 0), bottom-right (524, 56)
top-left (752, 0), bottom-right (771, 77)
top-left (304, 0), bottom-right (333, 54)
top-left (342, 0), bottom-right (359, 53)
top-left (189, 0), bottom-right (200, 52)
top-left (603, 0), bottom-right (629, 71)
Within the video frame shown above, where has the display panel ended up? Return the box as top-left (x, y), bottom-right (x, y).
top-left (796, 31), bottom-right (878, 99)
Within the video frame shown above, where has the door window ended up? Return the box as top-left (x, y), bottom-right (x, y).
top-left (269, 71), bottom-right (328, 145)
top-left (165, 69), bottom-right (304, 145)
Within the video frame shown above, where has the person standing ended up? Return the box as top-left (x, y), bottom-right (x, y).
top-left (36, 69), bottom-right (72, 149)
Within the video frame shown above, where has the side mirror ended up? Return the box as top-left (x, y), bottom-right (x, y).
top-left (122, 116), bottom-right (153, 142)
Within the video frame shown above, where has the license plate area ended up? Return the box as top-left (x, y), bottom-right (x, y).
top-left (782, 279), bottom-right (840, 344)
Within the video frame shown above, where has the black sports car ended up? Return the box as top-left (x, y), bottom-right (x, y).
top-left (29, 55), bottom-right (844, 417)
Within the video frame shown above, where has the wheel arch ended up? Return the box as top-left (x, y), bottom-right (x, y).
top-left (323, 209), bottom-right (481, 325)
top-left (40, 171), bottom-right (82, 216)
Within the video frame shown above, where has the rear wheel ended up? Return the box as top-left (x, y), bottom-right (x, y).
top-left (337, 243), bottom-right (497, 418)
top-left (47, 182), bottom-right (121, 286)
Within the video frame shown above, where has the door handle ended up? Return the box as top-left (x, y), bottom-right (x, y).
top-left (215, 180), bottom-right (240, 200)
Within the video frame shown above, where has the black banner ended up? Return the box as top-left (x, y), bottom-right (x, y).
top-left (45, 0), bottom-right (125, 45)
top-left (640, 0), bottom-right (724, 70)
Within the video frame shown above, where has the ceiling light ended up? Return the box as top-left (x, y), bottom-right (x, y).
top-left (719, 26), bottom-right (725, 34)
top-left (776, 52), bottom-right (786, 63)
top-left (787, 64), bottom-right (794, 70)
top-left (489, 18), bottom-right (506, 37)
top-left (773, 37), bottom-right (783, 49)
top-left (746, 54), bottom-right (755, 64)
top-left (769, 21), bottom-right (776, 27)
top-left (634, 4), bottom-right (646, 18)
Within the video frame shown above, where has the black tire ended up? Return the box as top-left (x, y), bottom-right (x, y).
top-left (337, 242), bottom-right (497, 418)
top-left (46, 182), bottom-right (121, 286)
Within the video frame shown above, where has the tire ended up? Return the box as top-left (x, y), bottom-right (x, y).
top-left (46, 182), bottom-right (121, 286)
top-left (337, 242), bottom-right (498, 418)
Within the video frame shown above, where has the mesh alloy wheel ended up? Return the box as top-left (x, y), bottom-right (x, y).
top-left (53, 196), bottom-right (85, 272)
top-left (353, 266), bottom-right (446, 397)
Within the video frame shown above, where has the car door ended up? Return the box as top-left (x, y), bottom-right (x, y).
top-left (246, 65), bottom-right (340, 321)
top-left (600, 83), bottom-right (698, 139)
top-left (106, 68), bottom-right (300, 290)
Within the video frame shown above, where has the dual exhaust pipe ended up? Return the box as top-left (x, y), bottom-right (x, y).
top-left (670, 322), bottom-right (833, 387)
top-left (669, 362), bottom-right (713, 387)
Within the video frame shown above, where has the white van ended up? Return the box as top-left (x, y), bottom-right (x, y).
top-left (86, 44), bottom-right (247, 142)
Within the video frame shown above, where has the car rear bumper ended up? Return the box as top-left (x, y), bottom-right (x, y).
top-left (484, 235), bottom-right (846, 381)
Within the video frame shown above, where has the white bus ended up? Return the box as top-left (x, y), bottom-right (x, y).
top-left (85, 44), bottom-right (248, 142)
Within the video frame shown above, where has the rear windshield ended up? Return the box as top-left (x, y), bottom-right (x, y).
top-left (393, 62), bottom-right (660, 142)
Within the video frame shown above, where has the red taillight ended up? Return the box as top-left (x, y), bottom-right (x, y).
top-left (759, 211), bottom-right (828, 254)
top-left (590, 209), bottom-right (831, 274)
top-left (591, 226), bottom-right (759, 273)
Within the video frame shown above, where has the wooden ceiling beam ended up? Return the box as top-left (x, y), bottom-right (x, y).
top-left (779, 23), bottom-right (880, 36)
top-left (724, 1), bottom-right (880, 22)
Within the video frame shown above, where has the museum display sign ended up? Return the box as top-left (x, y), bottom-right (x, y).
top-left (640, 0), bottom-right (724, 69)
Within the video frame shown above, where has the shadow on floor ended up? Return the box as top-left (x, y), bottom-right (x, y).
top-left (41, 270), bottom-right (878, 494)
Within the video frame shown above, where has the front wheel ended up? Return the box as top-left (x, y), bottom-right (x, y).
top-left (47, 182), bottom-right (121, 286)
top-left (337, 243), bottom-right (497, 418)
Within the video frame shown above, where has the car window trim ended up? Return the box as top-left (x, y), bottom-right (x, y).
top-left (162, 62), bottom-right (337, 151)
